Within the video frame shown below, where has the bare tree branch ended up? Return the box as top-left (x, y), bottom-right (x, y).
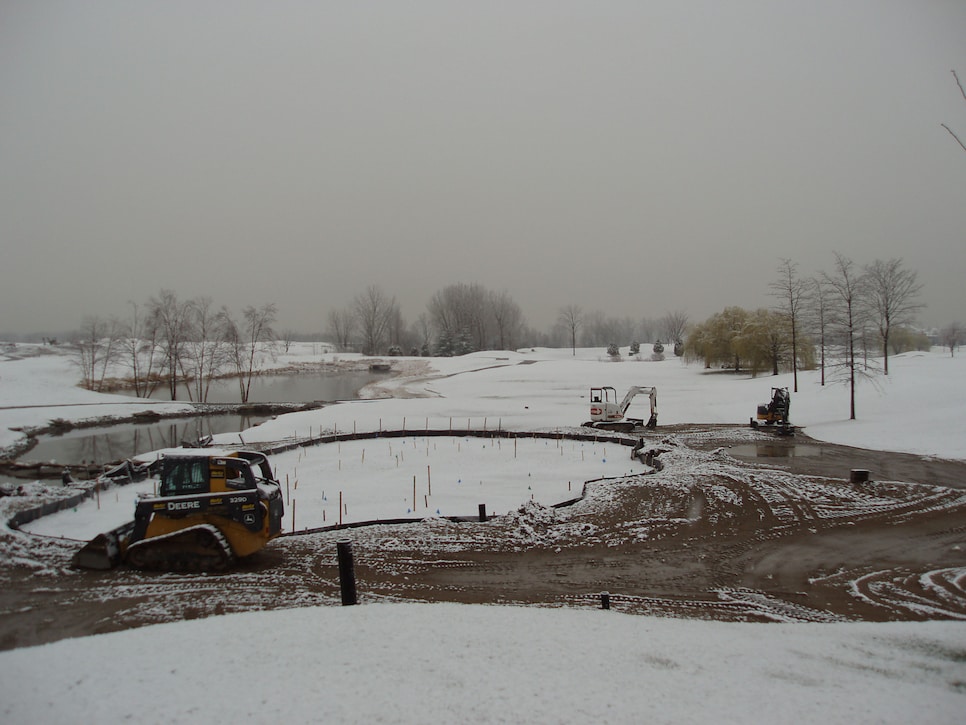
top-left (944, 70), bottom-right (966, 152)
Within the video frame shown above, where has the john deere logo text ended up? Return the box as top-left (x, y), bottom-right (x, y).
top-left (167, 501), bottom-right (201, 511)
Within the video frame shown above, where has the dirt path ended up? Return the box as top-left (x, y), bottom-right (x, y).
top-left (2, 428), bottom-right (965, 650)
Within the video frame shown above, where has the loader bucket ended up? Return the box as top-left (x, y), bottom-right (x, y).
top-left (71, 522), bottom-right (135, 570)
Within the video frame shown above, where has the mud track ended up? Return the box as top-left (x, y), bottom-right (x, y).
top-left (2, 428), bottom-right (965, 651)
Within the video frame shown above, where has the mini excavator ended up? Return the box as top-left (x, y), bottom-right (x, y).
top-left (584, 386), bottom-right (658, 433)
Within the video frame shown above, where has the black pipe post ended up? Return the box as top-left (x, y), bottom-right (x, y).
top-left (600, 591), bottom-right (610, 610)
top-left (478, 503), bottom-right (487, 522)
top-left (337, 540), bottom-right (358, 606)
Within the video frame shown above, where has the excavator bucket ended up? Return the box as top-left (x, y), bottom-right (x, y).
top-left (71, 521), bottom-right (135, 570)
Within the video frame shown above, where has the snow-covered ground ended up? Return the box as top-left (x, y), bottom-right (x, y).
top-left (2, 603), bottom-right (962, 724)
top-left (1, 342), bottom-right (965, 723)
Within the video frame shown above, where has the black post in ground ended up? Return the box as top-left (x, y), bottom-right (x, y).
top-left (600, 591), bottom-right (610, 610)
top-left (850, 469), bottom-right (870, 484)
top-left (478, 503), bottom-right (487, 522)
top-left (337, 540), bottom-right (358, 606)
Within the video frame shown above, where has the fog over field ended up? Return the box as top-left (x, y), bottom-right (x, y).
top-left (2, 1), bottom-right (965, 337)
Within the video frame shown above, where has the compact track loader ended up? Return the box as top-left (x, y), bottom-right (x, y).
top-left (751, 387), bottom-right (793, 436)
top-left (73, 449), bottom-right (284, 572)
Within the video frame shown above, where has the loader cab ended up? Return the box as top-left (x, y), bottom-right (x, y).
top-left (160, 456), bottom-right (211, 496)
top-left (159, 453), bottom-right (264, 497)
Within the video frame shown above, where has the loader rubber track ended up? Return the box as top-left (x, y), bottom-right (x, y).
top-left (125, 524), bottom-right (235, 573)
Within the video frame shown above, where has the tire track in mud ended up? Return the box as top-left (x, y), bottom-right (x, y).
top-left (850, 567), bottom-right (966, 620)
top-left (3, 429), bottom-right (966, 648)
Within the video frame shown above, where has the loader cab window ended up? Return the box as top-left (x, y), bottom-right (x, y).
top-left (160, 459), bottom-right (209, 496)
top-left (225, 460), bottom-right (257, 490)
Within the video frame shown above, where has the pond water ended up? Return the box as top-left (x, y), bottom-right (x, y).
top-left (123, 370), bottom-right (381, 404)
top-left (21, 413), bottom-right (269, 466)
top-left (16, 370), bottom-right (386, 467)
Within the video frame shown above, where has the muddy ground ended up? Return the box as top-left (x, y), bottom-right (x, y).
top-left (2, 426), bottom-right (965, 651)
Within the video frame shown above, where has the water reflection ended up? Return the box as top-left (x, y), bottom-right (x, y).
top-left (124, 371), bottom-right (380, 404)
top-left (22, 370), bottom-right (385, 466)
top-left (25, 414), bottom-right (268, 466)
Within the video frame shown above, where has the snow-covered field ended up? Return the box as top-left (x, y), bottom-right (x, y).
top-left (1, 342), bottom-right (965, 723)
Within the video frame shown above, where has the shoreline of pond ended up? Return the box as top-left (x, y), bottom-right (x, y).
top-left (0, 401), bottom-right (326, 478)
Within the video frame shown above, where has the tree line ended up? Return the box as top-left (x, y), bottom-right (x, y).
top-left (68, 257), bottom-right (960, 412)
top-left (682, 254), bottom-right (953, 420)
top-left (325, 283), bottom-right (686, 358)
top-left (73, 290), bottom-right (278, 403)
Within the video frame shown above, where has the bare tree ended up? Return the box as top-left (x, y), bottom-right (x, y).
top-left (942, 69), bottom-right (966, 152)
top-left (181, 297), bottom-right (234, 402)
top-left (660, 310), bottom-right (689, 351)
top-left (940, 322), bottom-right (963, 356)
top-left (327, 308), bottom-right (355, 352)
top-left (769, 259), bottom-right (806, 391)
top-left (226, 303), bottom-right (278, 404)
top-left (427, 283), bottom-right (487, 355)
top-left (822, 253), bottom-right (870, 420)
top-left (489, 290), bottom-right (523, 351)
top-left (120, 301), bottom-right (163, 398)
top-left (386, 305), bottom-right (408, 350)
top-left (149, 289), bottom-right (195, 400)
top-left (412, 313), bottom-right (433, 355)
top-left (72, 315), bottom-right (123, 391)
top-left (354, 286), bottom-right (395, 356)
top-left (864, 258), bottom-right (924, 375)
top-left (806, 277), bottom-right (831, 386)
top-left (557, 305), bottom-right (582, 356)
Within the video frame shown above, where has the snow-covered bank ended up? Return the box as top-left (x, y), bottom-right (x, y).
top-left (3, 343), bottom-right (966, 721)
top-left (1, 603), bottom-right (963, 724)
top-left (4, 343), bottom-right (964, 461)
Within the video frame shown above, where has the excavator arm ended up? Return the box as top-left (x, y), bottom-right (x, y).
top-left (619, 386), bottom-right (657, 419)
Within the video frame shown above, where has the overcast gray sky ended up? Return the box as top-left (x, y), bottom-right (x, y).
top-left (2, 1), bottom-right (964, 337)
